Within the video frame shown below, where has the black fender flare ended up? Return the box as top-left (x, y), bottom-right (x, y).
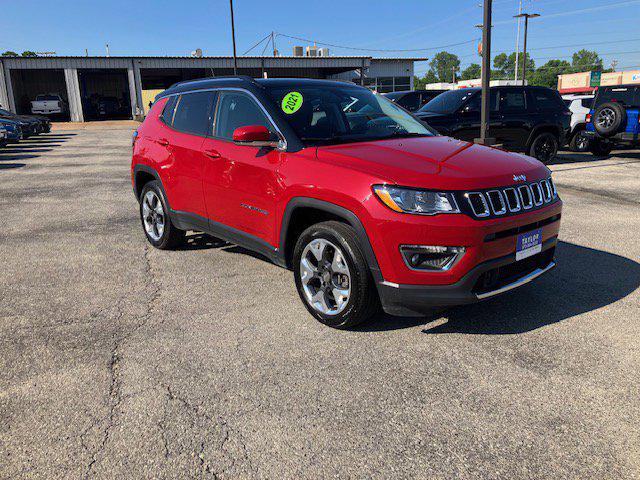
top-left (279, 197), bottom-right (383, 283)
top-left (132, 164), bottom-right (168, 204)
top-left (526, 125), bottom-right (561, 149)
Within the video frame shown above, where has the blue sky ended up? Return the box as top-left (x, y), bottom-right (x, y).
top-left (2, 0), bottom-right (639, 75)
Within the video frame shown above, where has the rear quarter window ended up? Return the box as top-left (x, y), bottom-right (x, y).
top-left (160, 96), bottom-right (178, 126)
top-left (595, 86), bottom-right (639, 108)
top-left (530, 88), bottom-right (565, 111)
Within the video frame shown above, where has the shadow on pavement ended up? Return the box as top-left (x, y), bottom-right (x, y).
top-left (552, 150), bottom-right (640, 166)
top-left (0, 163), bottom-right (26, 170)
top-left (359, 241), bottom-right (640, 334)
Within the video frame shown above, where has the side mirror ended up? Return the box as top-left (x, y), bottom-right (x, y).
top-left (232, 125), bottom-right (282, 149)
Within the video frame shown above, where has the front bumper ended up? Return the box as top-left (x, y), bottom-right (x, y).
top-left (378, 237), bottom-right (557, 316)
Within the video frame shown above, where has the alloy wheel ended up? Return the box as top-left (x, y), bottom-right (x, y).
top-left (142, 190), bottom-right (165, 241)
top-left (299, 238), bottom-right (351, 316)
top-left (596, 107), bottom-right (616, 129)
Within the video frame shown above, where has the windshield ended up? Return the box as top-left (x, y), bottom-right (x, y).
top-left (264, 84), bottom-right (433, 146)
top-left (418, 90), bottom-right (477, 114)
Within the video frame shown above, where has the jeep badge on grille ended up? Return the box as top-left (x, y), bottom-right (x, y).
top-left (513, 174), bottom-right (527, 182)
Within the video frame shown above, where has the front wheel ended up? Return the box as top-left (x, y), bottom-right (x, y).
top-left (528, 132), bottom-right (558, 164)
top-left (139, 181), bottom-right (185, 249)
top-left (293, 221), bottom-right (379, 329)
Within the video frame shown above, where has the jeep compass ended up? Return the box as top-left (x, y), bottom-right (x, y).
top-left (132, 77), bottom-right (561, 328)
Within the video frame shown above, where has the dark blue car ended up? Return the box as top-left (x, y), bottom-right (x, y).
top-left (0, 118), bottom-right (23, 144)
top-left (586, 84), bottom-right (640, 155)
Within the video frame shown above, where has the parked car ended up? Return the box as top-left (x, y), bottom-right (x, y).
top-left (31, 93), bottom-right (67, 115)
top-left (0, 107), bottom-right (50, 136)
top-left (0, 108), bottom-right (39, 138)
top-left (585, 84), bottom-right (640, 156)
top-left (383, 89), bottom-right (447, 112)
top-left (98, 96), bottom-right (128, 116)
top-left (415, 86), bottom-right (571, 163)
top-left (131, 77), bottom-right (561, 328)
top-left (0, 118), bottom-right (23, 143)
top-left (562, 94), bottom-right (594, 152)
top-left (0, 126), bottom-right (6, 147)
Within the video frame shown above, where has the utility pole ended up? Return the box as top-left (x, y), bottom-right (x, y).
top-left (229, 0), bottom-right (238, 75)
top-left (476, 0), bottom-right (494, 146)
top-left (514, 13), bottom-right (539, 86)
top-left (514, 0), bottom-right (523, 81)
top-left (611, 59), bottom-right (618, 71)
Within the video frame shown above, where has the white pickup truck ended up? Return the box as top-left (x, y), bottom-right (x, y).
top-left (31, 94), bottom-right (67, 115)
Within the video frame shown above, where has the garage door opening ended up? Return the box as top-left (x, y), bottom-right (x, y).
top-left (78, 69), bottom-right (132, 121)
top-left (140, 68), bottom-right (209, 115)
top-left (9, 69), bottom-right (70, 121)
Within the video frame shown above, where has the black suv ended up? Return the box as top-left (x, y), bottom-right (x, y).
top-left (415, 86), bottom-right (571, 163)
top-left (384, 89), bottom-right (447, 112)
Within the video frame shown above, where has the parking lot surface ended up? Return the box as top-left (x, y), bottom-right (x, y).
top-left (1, 125), bottom-right (639, 479)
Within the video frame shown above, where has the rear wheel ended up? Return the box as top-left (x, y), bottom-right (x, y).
top-left (569, 130), bottom-right (590, 152)
top-left (139, 181), bottom-right (185, 249)
top-left (293, 221), bottom-right (379, 329)
top-left (589, 139), bottom-right (613, 157)
top-left (528, 132), bottom-right (558, 164)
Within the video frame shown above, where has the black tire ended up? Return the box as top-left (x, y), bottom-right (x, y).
top-left (139, 180), bottom-right (185, 250)
top-left (528, 132), bottom-right (558, 164)
top-left (569, 129), bottom-right (590, 152)
top-left (593, 102), bottom-right (626, 138)
top-left (293, 221), bottom-right (379, 329)
top-left (589, 139), bottom-right (613, 157)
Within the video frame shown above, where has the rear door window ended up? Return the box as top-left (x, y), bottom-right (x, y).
top-left (213, 91), bottom-right (276, 140)
top-left (160, 96), bottom-right (178, 126)
top-left (172, 91), bottom-right (217, 136)
top-left (581, 98), bottom-right (593, 109)
top-left (498, 89), bottom-right (526, 113)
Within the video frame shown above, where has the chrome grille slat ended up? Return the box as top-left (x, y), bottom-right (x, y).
top-left (487, 190), bottom-right (506, 215)
top-left (518, 185), bottom-right (533, 209)
top-left (503, 188), bottom-right (521, 212)
top-left (467, 192), bottom-right (490, 217)
top-left (540, 180), bottom-right (552, 202)
top-left (530, 183), bottom-right (543, 206)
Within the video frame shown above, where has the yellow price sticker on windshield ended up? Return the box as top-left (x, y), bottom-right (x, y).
top-left (281, 91), bottom-right (303, 114)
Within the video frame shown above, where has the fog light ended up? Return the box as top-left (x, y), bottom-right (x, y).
top-left (400, 245), bottom-right (466, 271)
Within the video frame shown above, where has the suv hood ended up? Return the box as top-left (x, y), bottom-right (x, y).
top-left (316, 136), bottom-right (549, 190)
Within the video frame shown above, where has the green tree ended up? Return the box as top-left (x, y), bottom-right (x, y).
top-left (529, 59), bottom-right (571, 88)
top-left (428, 51), bottom-right (461, 83)
top-left (1, 51), bottom-right (18, 57)
top-left (493, 52), bottom-right (535, 80)
top-left (413, 70), bottom-right (438, 89)
top-left (571, 49), bottom-right (603, 72)
top-left (460, 63), bottom-right (481, 81)
top-left (21, 51), bottom-right (38, 57)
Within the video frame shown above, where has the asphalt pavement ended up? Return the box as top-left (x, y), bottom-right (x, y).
top-left (1, 125), bottom-right (638, 479)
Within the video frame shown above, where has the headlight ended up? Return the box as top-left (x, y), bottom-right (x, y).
top-left (373, 185), bottom-right (459, 215)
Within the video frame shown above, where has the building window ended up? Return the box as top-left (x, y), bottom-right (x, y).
top-left (394, 76), bottom-right (411, 92)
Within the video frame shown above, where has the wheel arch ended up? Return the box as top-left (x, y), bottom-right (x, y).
top-left (279, 197), bottom-right (383, 282)
top-left (526, 124), bottom-right (561, 150)
top-left (133, 165), bottom-right (167, 205)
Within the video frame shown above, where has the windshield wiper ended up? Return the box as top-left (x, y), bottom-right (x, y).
top-left (375, 132), bottom-right (432, 140)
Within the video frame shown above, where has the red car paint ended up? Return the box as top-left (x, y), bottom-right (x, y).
top-left (133, 95), bottom-right (561, 288)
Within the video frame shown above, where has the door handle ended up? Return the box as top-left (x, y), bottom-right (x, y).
top-left (157, 138), bottom-right (169, 146)
top-left (204, 149), bottom-right (221, 159)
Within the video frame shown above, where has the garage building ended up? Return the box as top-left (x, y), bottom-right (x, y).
top-left (0, 55), bottom-right (423, 122)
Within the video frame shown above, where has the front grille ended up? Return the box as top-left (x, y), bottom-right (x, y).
top-left (459, 177), bottom-right (558, 219)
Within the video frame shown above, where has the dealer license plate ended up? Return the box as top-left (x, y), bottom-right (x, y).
top-left (516, 228), bottom-right (542, 261)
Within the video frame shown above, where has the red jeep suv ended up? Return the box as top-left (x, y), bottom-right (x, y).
top-left (132, 77), bottom-right (561, 328)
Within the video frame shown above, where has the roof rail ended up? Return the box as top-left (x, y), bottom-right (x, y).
top-left (167, 75), bottom-right (259, 90)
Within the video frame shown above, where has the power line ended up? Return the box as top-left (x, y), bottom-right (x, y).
top-left (275, 32), bottom-right (479, 53)
top-left (242, 33), bottom-right (272, 56)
